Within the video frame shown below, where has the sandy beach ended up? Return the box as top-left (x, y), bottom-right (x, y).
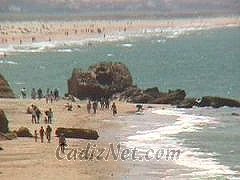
top-left (0, 17), bottom-right (240, 53)
top-left (0, 98), bottom-right (137, 180)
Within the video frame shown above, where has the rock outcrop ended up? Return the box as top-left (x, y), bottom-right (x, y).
top-left (55, 127), bottom-right (99, 140)
top-left (0, 73), bottom-right (15, 98)
top-left (197, 96), bottom-right (240, 108)
top-left (14, 127), bottom-right (33, 137)
top-left (68, 62), bottom-right (133, 99)
top-left (0, 109), bottom-right (8, 133)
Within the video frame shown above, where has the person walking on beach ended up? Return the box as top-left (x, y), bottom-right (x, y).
top-left (46, 125), bottom-right (52, 143)
top-left (31, 88), bottom-right (37, 99)
top-left (21, 87), bottom-right (26, 99)
top-left (36, 108), bottom-right (41, 124)
top-left (37, 88), bottom-right (43, 99)
top-left (46, 88), bottom-right (50, 103)
top-left (111, 102), bottom-right (117, 116)
top-left (39, 126), bottom-right (45, 143)
top-left (32, 106), bottom-right (37, 124)
top-left (59, 133), bottom-right (66, 153)
top-left (87, 101), bottom-right (91, 114)
top-left (34, 130), bottom-right (38, 142)
top-left (92, 101), bottom-right (97, 114)
top-left (54, 88), bottom-right (59, 101)
top-left (47, 108), bottom-right (53, 124)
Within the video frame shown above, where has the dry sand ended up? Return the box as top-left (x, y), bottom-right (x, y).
top-left (0, 98), bottom-right (136, 180)
top-left (0, 17), bottom-right (240, 50)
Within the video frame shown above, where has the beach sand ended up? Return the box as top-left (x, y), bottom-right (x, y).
top-left (0, 17), bottom-right (240, 52)
top-left (0, 98), bottom-right (136, 180)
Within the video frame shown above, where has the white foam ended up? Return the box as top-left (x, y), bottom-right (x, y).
top-left (124, 107), bottom-right (238, 178)
top-left (121, 43), bottom-right (133, 47)
top-left (57, 49), bottom-right (72, 52)
top-left (0, 60), bottom-right (18, 65)
top-left (107, 53), bottom-right (113, 57)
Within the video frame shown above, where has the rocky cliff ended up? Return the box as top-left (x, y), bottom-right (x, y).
top-left (0, 73), bottom-right (15, 98)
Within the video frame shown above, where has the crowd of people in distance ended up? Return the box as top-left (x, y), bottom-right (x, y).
top-left (86, 98), bottom-right (117, 116)
top-left (20, 87), bottom-right (60, 103)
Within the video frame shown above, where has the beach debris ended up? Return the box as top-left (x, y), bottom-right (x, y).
top-left (55, 127), bottom-right (99, 140)
top-left (14, 127), bottom-right (33, 137)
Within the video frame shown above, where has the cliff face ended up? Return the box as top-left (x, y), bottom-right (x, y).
top-left (68, 62), bottom-right (133, 99)
top-left (0, 73), bottom-right (15, 98)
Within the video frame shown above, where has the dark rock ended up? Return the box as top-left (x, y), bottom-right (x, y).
top-left (143, 87), bottom-right (160, 98)
top-left (55, 127), bottom-right (99, 140)
top-left (197, 96), bottom-right (240, 108)
top-left (177, 98), bottom-right (197, 108)
top-left (0, 73), bottom-right (15, 98)
top-left (232, 113), bottom-right (240, 116)
top-left (119, 86), bottom-right (142, 101)
top-left (0, 147), bottom-right (3, 150)
top-left (131, 93), bottom-right (154, 103)
top-left (68, 62), bottom-right (133, 99)
top-left (151, 89), bottom-right (186, 105)
top-left (14, 127), bottom-right (33, 137)
top-left (0, 109), bottom-right (8, 133)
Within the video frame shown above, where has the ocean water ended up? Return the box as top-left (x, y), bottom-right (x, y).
top-left (0, 27), bottom-right (239, 99)
top-left (0, 25), bottom-right (240, 178)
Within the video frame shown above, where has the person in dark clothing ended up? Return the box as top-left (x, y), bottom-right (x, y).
top-left (39, 126), bottom-right (45, 143)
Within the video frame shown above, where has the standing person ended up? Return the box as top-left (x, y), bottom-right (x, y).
top-left (34, 130), bottom-right (38, 142)
top-left (54, 88), bottom-right (59, 101)
top-left (32, 106), bottom-right (37, 124)
top-left (111, 102), bottom-right (117, 116)
top-left (59, 133), bottom-right (66, 153)
top-left (105, 98), bottom-right (110, 109)
top-left (92, 101), bottom-right (97, 114)
top-left (100, 98), bottom-right (105, 110)
top-left (39, 126), bottom-right (45, 143)
top-left (46, 88), bottom-right (50, 103)
top-left (21, 87), bottom-right (27, 99)
top-left (87, 100), bottom-right (91, 114)
top-left (46, 125), bottom-right (52, 143)
top-left (47, 108), bottom-right (53, 124)
top-left (37, 88), bottom-right (43, 99)
top-left (36, 108), bottom-right (41, 124)
top-left (31, 88), bottom-right (37, 99)
top-left (50, 91), bottom-right (54, 103)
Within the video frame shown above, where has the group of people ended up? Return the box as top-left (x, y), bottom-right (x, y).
top-left (31, 105), bottom-right (54, 124)
top-left (86, 99), bottom-right (118, 116)
top-left (35, 125), bottom-right (52, 143)
top-left (21, 87), bottom-right (60, 102)
top-left (34, 126), bottom-right (67, 153)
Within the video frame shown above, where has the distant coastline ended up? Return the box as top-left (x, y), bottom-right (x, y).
top-left (0, 16), bottom-right (239, 54)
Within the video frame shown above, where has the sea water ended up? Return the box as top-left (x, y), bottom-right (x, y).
top-left (0, 26), bottom-right (240, 178)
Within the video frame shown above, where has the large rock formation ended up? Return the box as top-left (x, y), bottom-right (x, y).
top-left (55, 127), bottom-right (99, 140)
top-left (68, 62), bottom-right (133, 99)
top-left (0, 73), bottom-right (15, 98)
top-left (197, 96), bottom-right (240, 108)
top-left (0, 109), bottom-right (8, 133)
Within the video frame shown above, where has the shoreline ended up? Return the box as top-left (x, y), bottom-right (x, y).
top-left (0, 17), bottom-right (240, 55)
